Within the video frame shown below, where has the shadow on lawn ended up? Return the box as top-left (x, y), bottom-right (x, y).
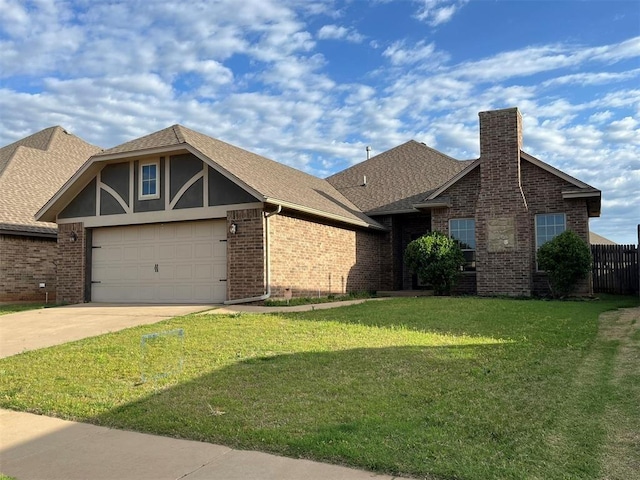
top-left (89, 342), bottom-right (535, 478)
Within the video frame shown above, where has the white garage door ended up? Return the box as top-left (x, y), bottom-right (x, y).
top-left (91, 220), bottom-right (227, 303)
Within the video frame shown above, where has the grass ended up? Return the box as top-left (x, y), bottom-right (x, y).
top-left (0, 296), bottom-right (638, 479)
top-left (0, 303), bottom-right (48, 316)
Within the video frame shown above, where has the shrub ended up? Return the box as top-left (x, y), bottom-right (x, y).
top-left (404, 231), bottom-right (465, 295)
top-left (537, 230), bottom-right (592, 297)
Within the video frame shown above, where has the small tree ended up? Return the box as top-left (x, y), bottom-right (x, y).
top-left (404, 231), bottom-right (465, 295)
top-left (537, 230), bottom-right (592, 298)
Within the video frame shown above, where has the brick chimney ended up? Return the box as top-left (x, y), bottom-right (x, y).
top-left (475, 107), bottom-right (533, 296)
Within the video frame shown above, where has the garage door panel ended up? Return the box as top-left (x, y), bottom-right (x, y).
top-left (194, 242), bottom-right (214, 259)
top-left (92, 220), bottom-right (227, 303)
top-left (158, 244), bottom-right (175, 260)
top-left (176, 265), bottom-right (193, 280)
top-left (94, 245), bottom-right (122, 262)
top-left (123, 246), bottom-right (139, 261)
top-left (176, 244), bottom-right (193, 260)
top-left (194, 264), bottom-right (213, 280)
top-left (140, 246), bottom-right (156, 261)
top-left (213, 242), bottom-right (226, 258)
top-left (138, 265), bottom-right (155, 281)
top-left (175, 222), bottom-right (194, 238)
top-left (136, 226), bottom-right (157, 242)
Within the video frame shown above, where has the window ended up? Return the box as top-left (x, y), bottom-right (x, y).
top-left (450, 219), bottom-right (476, 271)
top-left (140, 162), bottom-right (159, 199)
top-left (535, 213), bottom-right (566, 249)
top-left (535, 213), bottom-right (566, 271)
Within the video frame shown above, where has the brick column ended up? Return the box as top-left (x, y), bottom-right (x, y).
top-left (476, 108), bottom-right (532, 296)
top-left (57, 222), bottom-right (86, 304)
top-left (227, 208), bottom-right (265, 301)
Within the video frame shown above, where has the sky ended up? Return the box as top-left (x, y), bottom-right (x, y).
top-left (1, 0), bottom-right (639, 244)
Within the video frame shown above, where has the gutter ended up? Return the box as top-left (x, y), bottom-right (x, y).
top-left (223, 205), bottom-right (282, 305)
top-left (264, 197), bottom-right (386, 231)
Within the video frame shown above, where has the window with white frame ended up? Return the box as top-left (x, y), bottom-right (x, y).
top-left (535, 213), bottom-right (566, 270)
top-left (140, 162), bottom-right (159, 199)
top-left (449, 218), bottom-right (476, 271)
top-left (535, 213), bottom-right (566, 249)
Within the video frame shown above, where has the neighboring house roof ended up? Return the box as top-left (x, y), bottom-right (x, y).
top-left (421, 150), bottom-right (602, 217)
top-left (326, 140), bottom-right (473, 215)
top-left (0, 126), bottom-right (102, 236)
top-left (38, 125), bottom-right (384, 230)
top-left (590, 232), bottom-right (617, 245)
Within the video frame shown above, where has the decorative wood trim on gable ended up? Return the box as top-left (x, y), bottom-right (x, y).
top-left (169, 170), bottom-right (204, 210)
top-left (100, 182), bottom-right (131, 214)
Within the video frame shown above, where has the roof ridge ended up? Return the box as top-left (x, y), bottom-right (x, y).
top-left (0, 126), bottom-right (60, 154)
top-left (172, 124), bottom-right (187, 144)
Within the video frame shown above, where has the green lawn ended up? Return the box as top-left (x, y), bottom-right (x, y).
top-left (0, 303), bottom-right (48, 316)
top-left (0, 296), bottom-right (638, 479)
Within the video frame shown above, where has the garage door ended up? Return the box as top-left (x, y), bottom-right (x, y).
top-left (91, 220), bottom-right (227, 303)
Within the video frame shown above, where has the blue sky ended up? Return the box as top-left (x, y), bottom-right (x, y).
top-left (1, 0), bottom-right (638, 243)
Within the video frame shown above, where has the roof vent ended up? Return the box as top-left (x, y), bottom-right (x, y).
top-left (366, 145), bottom-right (371, 160)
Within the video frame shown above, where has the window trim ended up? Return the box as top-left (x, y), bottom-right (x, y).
top-left (139, 161), bottom-right (160, 200)
top-left (535, 212), bottom-right (566, 271)
top-left (449, 218), bottom-right (476, 272)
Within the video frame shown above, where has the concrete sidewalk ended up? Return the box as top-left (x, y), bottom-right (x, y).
top-left (207, 297), bottom-right (390, 315)
top-left (0, 409), bottom-right (406, 480)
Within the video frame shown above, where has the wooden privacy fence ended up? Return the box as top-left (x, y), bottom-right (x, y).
top-left (591, 244), bottom-right (639, 295)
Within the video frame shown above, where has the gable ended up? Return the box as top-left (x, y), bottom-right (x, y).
top-left (0, 126), bottom-right (101, 235)
top-left (424, 151), bottom-right (600, 217)
top-left (53, 153), bottom-right (262, 227)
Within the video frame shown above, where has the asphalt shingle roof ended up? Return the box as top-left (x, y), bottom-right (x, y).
top-left (0, 127), bottom-right (101, 235)
top-left (94, 125), bottom-right (382, 229)
top-left (326, 140), bottom-right (473, 215)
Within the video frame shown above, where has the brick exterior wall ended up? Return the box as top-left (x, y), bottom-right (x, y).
top-left (521, 160), bottom-right (592, 296)
top-left (429, 108), bottom-right (592, 297)
top-left (57, 222), bottom-right (86, 304)
top-left (431, 167), bottom-right (481, 295)
top-left (227, 208), bottom-right (265, 300)
top-left (0, 234), bottom-right (57, 302)
top-left (269, 212), bottom-right (381, 298)
top-left (376, 215), bottom-right (395, 291)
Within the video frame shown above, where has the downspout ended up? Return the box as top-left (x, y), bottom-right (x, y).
top-left (223, 205), bottom-right (282, 305)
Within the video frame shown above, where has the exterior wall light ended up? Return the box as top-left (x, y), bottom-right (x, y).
top-left (69, 231), bottom-right (78, 242)
top-left (229, 223), bottom-right (237, 234)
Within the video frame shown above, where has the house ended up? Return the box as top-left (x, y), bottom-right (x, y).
top-left (329, 108), bottom-right (601, 296)
top-left (36, 125), bottom-right (385, 304)
top-left (36, 107), bottom-right (600, 304)
top-left (0, 127), bottom-right (101, 302)
top-left (590, 232), bottom-right (616, 245)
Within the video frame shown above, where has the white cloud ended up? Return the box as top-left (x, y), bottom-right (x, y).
top-left (0, 1), bottom-right (638, 242)
top-left (589, 111), bottom-right (614, 123)
top-left (453, 38), bottom-right (640, 83)
top-left (413, 0), bottom-right (469, 27)
top-left (542, 69), bottom-right (640, 87)
top-left (382, 40), bottom-right (448, 66)
top-left (317, 24), bottom-right (365, 43)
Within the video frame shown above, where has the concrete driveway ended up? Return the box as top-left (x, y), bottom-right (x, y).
top-left (0, 303), bottom-right (217, 358)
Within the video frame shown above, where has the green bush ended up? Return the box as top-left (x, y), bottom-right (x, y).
top-left (537, 230), bottom-right (592, 297)
top-left (404, 231), bottom-right (465, 295)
